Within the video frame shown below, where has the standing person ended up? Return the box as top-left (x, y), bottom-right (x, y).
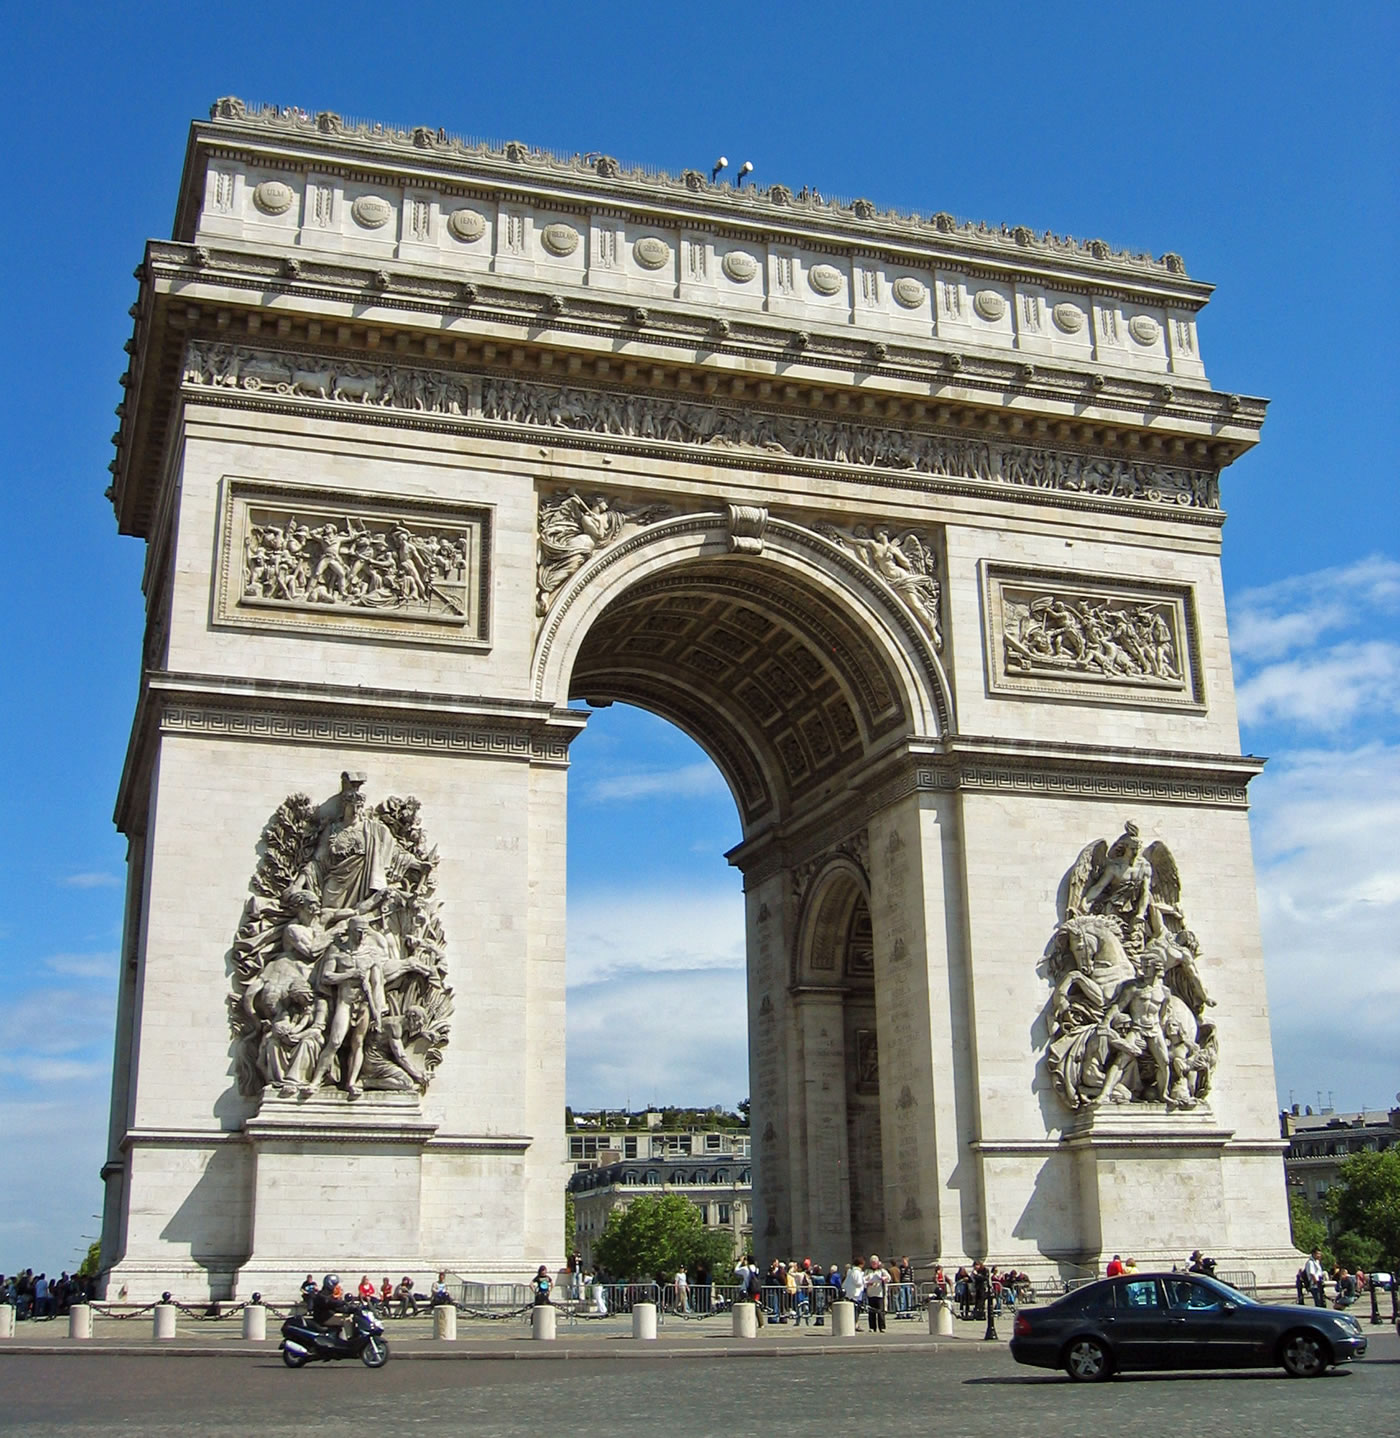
top-left (896, 1257), bottom-right (913, 1316)
top-left (531, 1266), bottom-right (553, 1305)
top-left (1303, 1248), bottom-right (1327, 1307)
top-left (865, 1256), bottom-right (890, 1333)
top-left (674, 1265), bottom-right (689, 1315)
top-left (972, 1261), bottom-right (991, 1322)
top-left (794, 1263), bottom-right (813, 1325)
top-left (842, 1257), bottom-right (867, 1326)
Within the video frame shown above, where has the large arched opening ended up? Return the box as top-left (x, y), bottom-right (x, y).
top-left (538, 509), bottom-right (950, 1264)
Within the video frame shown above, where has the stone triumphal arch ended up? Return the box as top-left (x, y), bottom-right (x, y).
top-left (100, 100), bottom-right (1297, 1299)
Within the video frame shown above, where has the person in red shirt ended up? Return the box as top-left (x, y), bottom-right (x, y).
top-left (1105, 1255), bottom-right (1124, 1277)
top-left (379, 1276), bottom-right (393, 1312)
top-left (357, 1274), bottom-right (376, 1302)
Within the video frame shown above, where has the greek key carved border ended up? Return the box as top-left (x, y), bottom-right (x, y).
top-left (158, 704), bottom-right (572, 764)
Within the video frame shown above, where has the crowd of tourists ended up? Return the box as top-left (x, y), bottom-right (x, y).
top-left (1, 1270), bottom-right (97, 1319)
top-left (297, 1271), bottom-right (456, 1318)
top-left (1295, 1248), bottom-right (1387, 1310)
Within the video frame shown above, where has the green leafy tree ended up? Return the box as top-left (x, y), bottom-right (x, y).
top-left (1288, 1195), bottom-right (1332, 1266)
top-left (77, 1241), bottom-right (101, 1279)
top-left (1326, 1148), bottom-right (1400, 1269)
top-left (563, 1190), bottom-right (576, 1253)
top-left (593, 1193), bottom-right (735, 1281)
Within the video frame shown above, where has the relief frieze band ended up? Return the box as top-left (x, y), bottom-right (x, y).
top-left (216, 478), bottom-right (491, 646)
top-left (983, 564), bottom-right (1204, 710)
top-left (182, 341), bottom-right (1220, 516)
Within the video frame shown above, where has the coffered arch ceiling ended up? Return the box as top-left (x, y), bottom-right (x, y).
top-left (569, 555), bottom-right (916, 832)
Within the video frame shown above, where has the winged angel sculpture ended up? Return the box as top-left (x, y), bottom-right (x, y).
top-left (1043, 821), bottom-right (1217, 1112)
top-left (814, 524), bottom-right (943, 650)
top-left (228, 772), bottom-right (453, 1100)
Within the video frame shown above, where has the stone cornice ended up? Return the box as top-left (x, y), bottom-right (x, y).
top-left (111, 273), bottom-right (1257, 540)
top-left (730, 736), bottom-right (1264, 884)
top-left (182, 98), bottom-right (1211, 296)
top-left (145, 242), bottom-right (1259, 431)
top-left (114, 671), bottom-right (586, 835)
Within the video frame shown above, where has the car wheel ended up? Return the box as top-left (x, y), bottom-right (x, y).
top-left (1281, 1330), bottom-right (1329, 1378)
top-left (360, 1336), bottom-right (390, 1368)
top-left (1063, 1337), bottom-right (1112, 1382)
top-left (281, 1348), bottom-right (308, 1369)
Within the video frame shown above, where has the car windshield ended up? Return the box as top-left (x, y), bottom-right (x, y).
top-left (1193, 1274), bottom-right (1254, 1306)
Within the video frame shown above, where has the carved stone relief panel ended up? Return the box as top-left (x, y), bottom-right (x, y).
top-left (1042, 820), bottom-right (1217, 1113)
top-left (983, 564), bottom-right (1203, 709)
top-left (216, 478), bottom-right (491, 646)
top-left (229, 772), bottom-right (453, 1100)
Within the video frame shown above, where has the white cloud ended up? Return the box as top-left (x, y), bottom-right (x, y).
top-left (1235, 639), bottom-right (1400, 729)
top-left (580, 762), bottom-right (730, 803)
top-left (567, 966), bottom-right (749, 1110)
top-left (58, 871), bottom-right (120, 889)
top-left (1, 987), bottom-right (115, 1058)
top-left (1248, 742), bottom-right (1400, 1110)
top-left (1230, 553), bottom-right (1400, 663)
top-left (567, 888), bottom-right (744, 985)
top-left (44, 952), bottom-right (117, 980)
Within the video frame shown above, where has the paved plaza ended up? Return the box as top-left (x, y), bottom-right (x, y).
top-left (1, 1321), bottom-right (1393, 1436)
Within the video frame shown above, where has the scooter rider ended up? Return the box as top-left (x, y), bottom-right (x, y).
top-left (312, 1274), bottom-right (351, 1337)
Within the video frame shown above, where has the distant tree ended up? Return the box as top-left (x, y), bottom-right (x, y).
top-left (1288, 1195), bottom-right (1332, 1266)
top-left (564, 1190), bottom-right (576, 1254)
top-left (1326, 1148), bottom-right (1400, 1269)
top-left (593, 1194), bottom-right (735, 1281)
top-left (77, 1241), bottom-right (101, 1279)
top-left (737, 1098), bottom-right (750, 1122)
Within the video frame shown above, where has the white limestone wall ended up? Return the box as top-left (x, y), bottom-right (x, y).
top-left (943, 517), bottom-right (1240, 753)
top-left (164, 406), bottom-right (541, 700)
top-left (956, 790), bottom-right (1288, 1270)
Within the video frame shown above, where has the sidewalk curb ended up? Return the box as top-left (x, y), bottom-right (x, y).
top-left (0, 1337), bottom-right (1010, 1361)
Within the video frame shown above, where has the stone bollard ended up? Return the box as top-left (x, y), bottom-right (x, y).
top-left (0, 1306), bottom-right (15, 1339)
top-left (242, 1304), bottom-right (266, 1341)
top-left (531, 1304), bottom-right (556, 1341)
top-left (831, 1299), bottom-right (856, 1337)
top-left (731, 1301), bottom-right (758, 1339)
top-left (433, 1304), bottom-right (457, 1341)
top-left (68, 1304), bottom-right (93, 1340)
top-left (929, 1299), bottom-right (953, 1336)
top-left (631, 1301), bottom-right (657, 1340)
top-left (153, 1303), bottom-right (177, 1340)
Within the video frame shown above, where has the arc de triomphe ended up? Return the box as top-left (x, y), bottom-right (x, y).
top-left (100, 99), bottom-right (1295, 1299)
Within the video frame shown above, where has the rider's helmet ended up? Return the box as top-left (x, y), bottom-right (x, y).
top-left (322, 1274), bottom-right (340, 1291)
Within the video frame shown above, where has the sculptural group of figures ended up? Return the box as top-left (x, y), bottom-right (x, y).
top-left (1003, 593), bottom-right (1180, 684)
top-left (243, 513), bottom-right (469, 616)
top-left (483, 375), bottom-right (1219, 509)
top-left (535, 491), bottom-right (943, 652)
top-left (230, 773), bottom-right (453, 1100)
top-left (1043, 822), bottom-right (1218, 1112)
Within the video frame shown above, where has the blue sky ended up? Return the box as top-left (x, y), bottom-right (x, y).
top-left (2, 2), bottom-right (1396, 1272)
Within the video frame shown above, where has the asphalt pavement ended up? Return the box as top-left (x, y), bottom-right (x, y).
top-left (1, 1321), bottom-right (1393, 1436)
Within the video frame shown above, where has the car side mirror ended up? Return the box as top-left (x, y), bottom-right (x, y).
top-left (1221, 1301), bottom-right (1237, 1313)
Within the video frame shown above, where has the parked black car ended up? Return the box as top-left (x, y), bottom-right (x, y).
top-left (1010, 1272), bottom-right (1366, 1381)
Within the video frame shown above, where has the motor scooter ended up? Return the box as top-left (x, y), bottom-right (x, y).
top-left (281, 1302), bottom-right (389, 1368)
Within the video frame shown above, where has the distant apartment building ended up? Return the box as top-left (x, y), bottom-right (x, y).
top-left (1281, 1104), bottom-right (1400, 1220)
top-left (565, 1108), bottom-right (751, 1173)
top-left (568, 1155), bottom-right (753, 1269)
top-left (565, 1108), bottom-right (752, 1268)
